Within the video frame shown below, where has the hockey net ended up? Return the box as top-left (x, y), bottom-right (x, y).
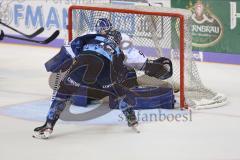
top-left (68, 4), bottom-right (227, 109)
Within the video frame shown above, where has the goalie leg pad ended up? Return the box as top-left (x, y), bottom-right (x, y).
top-left (109, 86), bottom-right (175, 110)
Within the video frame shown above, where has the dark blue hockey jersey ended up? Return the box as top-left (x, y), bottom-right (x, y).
top-left (45, 34), bottom-right (121, 73)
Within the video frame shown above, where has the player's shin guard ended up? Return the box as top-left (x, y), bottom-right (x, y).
top-left (119, 99), bottom-right (138, 127)
top-left (33, 98), bottom-right (67, 139)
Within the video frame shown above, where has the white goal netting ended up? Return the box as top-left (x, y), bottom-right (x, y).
top-left (68, 4), bottom-right (227, 109)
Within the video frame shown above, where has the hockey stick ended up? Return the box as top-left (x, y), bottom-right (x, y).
top-left (0, 20), bottom-right (44, 38)
top-left (1, 30), bottom-right (60, 44)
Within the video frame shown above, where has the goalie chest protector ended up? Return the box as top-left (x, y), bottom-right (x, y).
top-left (109, 86), bottom-right (175, 110)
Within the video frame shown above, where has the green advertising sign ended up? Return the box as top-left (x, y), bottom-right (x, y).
top-left (172, 0), bottom-right (240, 54)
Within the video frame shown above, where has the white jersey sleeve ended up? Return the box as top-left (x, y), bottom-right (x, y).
top-left (121, 33), bottom-right (147, 70)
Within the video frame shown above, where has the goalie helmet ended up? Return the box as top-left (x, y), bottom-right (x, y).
top-left (95, 18), bottom-right (113, 34)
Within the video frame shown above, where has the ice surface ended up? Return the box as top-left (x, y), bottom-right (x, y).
top-left (0, 43), bottom-right (240, 160)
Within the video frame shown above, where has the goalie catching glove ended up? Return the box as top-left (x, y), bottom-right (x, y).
top-left (143, 57), bottom-right (173, 80)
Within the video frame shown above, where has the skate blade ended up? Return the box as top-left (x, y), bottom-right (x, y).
top-left (131, 125), bottom-right (140, 134)
top-left (32, 130), bottom-right (52, 139)
top-left (32, 134), bottom-right (48, 139)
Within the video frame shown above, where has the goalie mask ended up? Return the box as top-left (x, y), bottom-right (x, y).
top-left (95, 18), bottom-right (113, 34)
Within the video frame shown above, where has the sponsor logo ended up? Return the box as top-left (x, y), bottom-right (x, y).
top-left (188, 0), bottom-right (223, 48)
top-left (66, 77), bottom-right (80, 87)
top-left (102, 83), bottom-right (114, 88)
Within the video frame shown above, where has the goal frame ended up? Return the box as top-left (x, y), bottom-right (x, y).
top-left (68, 5), bottom-right (187, 109)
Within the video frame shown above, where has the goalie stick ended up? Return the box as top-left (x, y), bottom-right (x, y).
top-left (0, 20), bottom-right (44, 38)
top-left (0, 30), bottom-right (60, 44)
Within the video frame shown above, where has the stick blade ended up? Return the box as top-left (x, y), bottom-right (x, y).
top-left (3, 30), bottom-right (59, 45)
top-left (40, 30), bottom-right (60, 44)
top-left (28, 27), bottom-right (44, 38)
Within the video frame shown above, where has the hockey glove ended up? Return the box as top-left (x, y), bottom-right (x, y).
top-left (144, 57), bottom-right (173, 80)
top-left (45, 46), bottom-right (73, 73)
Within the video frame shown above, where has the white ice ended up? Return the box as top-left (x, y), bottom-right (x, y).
top-left (0, 43), bottom-right (240, 160)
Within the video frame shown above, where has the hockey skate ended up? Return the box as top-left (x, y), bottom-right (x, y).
top-left (32, 122), bottom-right (54, 139)
top-left (123, 108), bottom-right (140, 133)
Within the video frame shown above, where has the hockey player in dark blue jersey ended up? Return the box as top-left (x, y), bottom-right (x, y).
top-left (33, 18), bottom-right (140, 139)
top-left (33, 18), bottom-right (173, 139)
